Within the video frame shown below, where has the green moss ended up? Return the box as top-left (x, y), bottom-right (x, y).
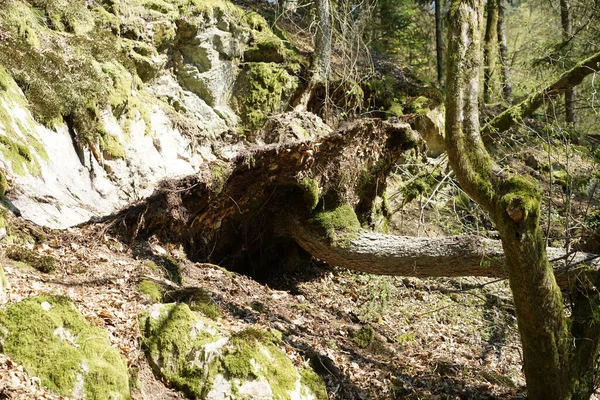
top-left (143, 260), bottom-right (159, 272)
top-left (139, 303), bottom-right (223, 398)
top-left (160, 255), bottom-right (183, 285)
top-left (100, 133), bottom-right (126, 159)
top-left (0, 170), bottom-right (7, 198)
top-left (388, 102), bottom-right (404, 116)
top-left (350, 325), bottom-right (375, 348)
top-left (312, 204), bottom-right (361, 247)
top-left (411, 96), bottom-right (431, 114)
top-left (498, 175), bottom-right (541, 224)
top-left (139, 280), bottom-right (164, 303)
top-left (233, 62), bottom-right (297, 130)
top-left (299, 178), bottom-right (320, 210)
top-left (395, 332), bottom-right (416, 344)
top-left (223, 328), bottom-right (297, 399)
top-left (163, 287), bottom-right (221, 320)
top-left (0, 295), bottom-right (130, 399)
top-left (209, 163), bottom-right (230, 195)
top-left (300, 369), bottom-right (328, 399)
top-left (6, 245), bottom-right (57, 273)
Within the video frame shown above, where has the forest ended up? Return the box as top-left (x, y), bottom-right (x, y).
top-left (0, 0), bottom-right (599, 398)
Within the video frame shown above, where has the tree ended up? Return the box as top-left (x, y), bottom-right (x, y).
top-left (483, 0), bottom-right (498, 103)
top-left (560, 0), bottom-right (577, 128)
top-left (445, 0), bottom-right (600, 398)
top-left (496, 0), bottom-right (513, 103)
top-left (435, 0), bottom-right (443, 85)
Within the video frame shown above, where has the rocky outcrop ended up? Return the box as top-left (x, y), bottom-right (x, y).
top-left (139, 303), bottom-right (327, 400)
top-left (0, 0), bottom-right (302, 229)
top-left (0, 295), bottom-right (130, 399)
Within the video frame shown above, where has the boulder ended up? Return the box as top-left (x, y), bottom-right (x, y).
top-left (139, 303), bottom-right (327, 399)
top-left (0, 295), bottom-right (130, 399)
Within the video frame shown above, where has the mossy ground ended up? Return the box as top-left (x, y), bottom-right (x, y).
top-left (0, 295), bottom-right (130, 399)
top-left (6, 245), bottom-right (57, 273)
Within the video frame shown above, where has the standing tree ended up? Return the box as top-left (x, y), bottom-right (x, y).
top-left (435, 0), bottom-right (444, 85)
top-left (560, 0), bottom-right (577, 128)
top-left (496, 0), bottom-right (513, 103)
top-left (445, 0), bottom-right (600, 398)
top-left (483, 0), bottom-right (498, 103)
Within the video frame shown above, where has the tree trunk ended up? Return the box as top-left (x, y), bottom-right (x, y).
top-left (496, 0), bottom-right (513, 103)
top-left (435, 0), bottom-right (444, 86)
top-left (445, 0), bottom-right (575, 397)
top-left (560, 0), bottom-right (577, 128)
top-left (483, 0), bottom-right (498, 103)
top-left (482, 50), bottom-right (600, 138)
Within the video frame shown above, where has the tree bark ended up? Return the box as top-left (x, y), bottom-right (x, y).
top-left (482, 50), bottom-right (600, 138)
top-left (284, 219), bottom-right (598, 289)
top-left (435, 0), bottom-right (444, 86)
top-left (496, 0), bottom-right (513, 103)
top-left (445, 1), bottom-right (574, 397)
top-left (483, 0), bottom-right (498, 103)
top-left (560, 0), bottom-right (577, 128)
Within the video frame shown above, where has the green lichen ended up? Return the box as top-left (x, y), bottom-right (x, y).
top-left (233, 62), bottom-right (298, 130)
top-left (312, 204), bottom-right (361, 247)
top-left (299, 369), bottom-right (328, 399)
top-left (139, 303), bottom-right (223, 398)
top-left (0, 295), bottom-right (130, 399)
top-left (139, 280), bottom-right (164, 303)
top-left (6, 245), bottom-right (57, 273)
top-left (299, 178), bottom-right (320, 210)
top-left (350, 325), bottom-right (375, 348)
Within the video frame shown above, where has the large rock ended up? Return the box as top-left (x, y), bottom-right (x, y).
top-left (413, 106), bottom-right (445, 157)
top-left (0, 295), bottom-right (130, 399)
top-left (139, 303), bottom-right (327, 400)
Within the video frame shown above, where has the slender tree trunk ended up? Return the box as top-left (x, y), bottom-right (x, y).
top-left (496, 0), bottom-right (513, 103)
top-left (435, 0), bottom-right (444, 86)
top-left (314, 0), bottom-right (331, 83)
top-left (560, 0), bottom-right (577, 128)
top-left (445, 0), bottom-right (573, 397)
top-left (483, 0), bottom-right (498, 103)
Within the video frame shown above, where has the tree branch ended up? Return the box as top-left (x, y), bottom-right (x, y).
top-left (483, 50), bottom-right (600, 137)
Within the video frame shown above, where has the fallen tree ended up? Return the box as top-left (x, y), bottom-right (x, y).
top-left (105, 111), bottom-right (598, 290)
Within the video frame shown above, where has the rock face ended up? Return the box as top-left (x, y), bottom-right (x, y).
top-left (139, 303), bottom-right (327, 400)
top-left (0, 295), bottom-right (130, 399)
top-left (0, 0), bottom-right (301, 229)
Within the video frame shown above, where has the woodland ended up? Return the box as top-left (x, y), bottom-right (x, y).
top-left (0, 0), bottom-right (599, 398)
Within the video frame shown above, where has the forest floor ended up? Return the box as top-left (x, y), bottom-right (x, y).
top-left (0, 207), bottom-right (529, 400)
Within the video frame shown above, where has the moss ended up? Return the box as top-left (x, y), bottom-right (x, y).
top-left (0, 264), bottom-right (8, 293)
top-left (395, 332), bottom-right (416, 344)
top-left (160, 255), bottom-right (183, 285)
top-left (6, 245), bottom-right (57, 273)
top-left (312, 204), bottom-right (361, 247)
top-left (223, 328), bottom-right (297, 399)
top-left (388, 102), bottom-right (404, 116)
top-left (411, 96), bottom-right (431, 114)
top-left (498, 175), bottom-right (541, 224)
top-left (143, 260), bottom-right (159, 272)
top-left (300, 369), bottom-right (328, 399)
top-left (0, 170), bottom-right (8, 198)
top-left (163, 287), bottom-right (221, 320)
top-left (139, 303), bottom-right (223, 398)
top-left (298, 178), bottom-right (320, 210)
top-left (209, 163), bottom-right (230, 195)
top-left (100, 132), bottom-right (126, 159)
top-left (0, 295), bottom-right (130, 399)
top-left (233, 62), bottom-right (297, 130)
top-left (139, 280), bottom-right (164, 303)
top-left (350, 325), bottom-right (375, 348)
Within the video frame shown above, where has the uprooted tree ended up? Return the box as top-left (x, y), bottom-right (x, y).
top-left (103, 2), bottom-right (600, 398)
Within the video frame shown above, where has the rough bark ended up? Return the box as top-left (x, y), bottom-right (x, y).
top-left (445, 0), bottom-right (575, 398)
top-left (483, 0), bottom-right (498, 103)
top-left (482, 50), bottom-right (600, 138)
top-left (496, 0), bottom-right (513, 103)
top-left (435, 0), bottom-right (444, 86)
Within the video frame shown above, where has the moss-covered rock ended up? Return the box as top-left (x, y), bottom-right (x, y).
top-left (0, 295), bottom-right (130, 399)
top-left (139, 303), bottom-right (326, 399)
top-left (233, 62), bottom-right (298, 130)
top-left (6, 245), bottom-right (57, 273)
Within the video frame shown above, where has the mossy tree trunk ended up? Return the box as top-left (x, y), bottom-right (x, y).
top-left (560, 0), bottom-right (577, 128)
top-left (496, 0), bottom-right (513, 103)
top-left (445, 0), bottom-right (600, 398)
top-left (483, 0), bottom-right (498, 104)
